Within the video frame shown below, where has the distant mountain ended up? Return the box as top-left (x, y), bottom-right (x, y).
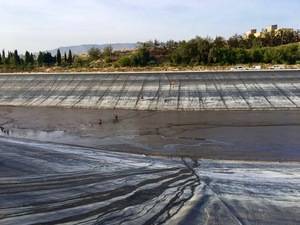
top-left (47, 43), bottom-right (138, 55)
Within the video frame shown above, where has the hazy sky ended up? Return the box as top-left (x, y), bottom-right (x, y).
top-left (0, 0), bottom-right (299, 52)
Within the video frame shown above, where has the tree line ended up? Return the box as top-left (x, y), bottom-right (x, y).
top-left (1, 28), bottom-right (300, 71)
top-left (0, 50), bottom-right (34, 67)
top-left (168, 37), bottom-right (300, 65)
top-left (0, 49), bottom-right (74, 68)
top-left (115, 28), bottom-right (300, 66)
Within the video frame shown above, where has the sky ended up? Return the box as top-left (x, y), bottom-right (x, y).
top-left (0, 0), bottom-right (299, 53)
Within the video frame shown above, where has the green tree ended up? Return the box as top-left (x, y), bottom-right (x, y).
top-left (131, 47), bottom-right (151, 66)
top-left (195, 37), bottom-right (211, 64)
top-left (235, 48), bottom-right (249, 64)
top-left (213, 36), bottom-right (227, 48)
top-left (170, 41), bottom-right (192, 65)
top-left (67, 50), bottom-right (73, 65)
top-left (7, 52), bottom-right (12, 65)
top-left (2, 50), bottom-right (5, 64)
top-left (228, 35), bottom-right (244, 48)
top-left (37, 52), bottom-right (43, 66)
top-left (24, 51), bottom-right (31, 66)
top-left (56, 49), bottom-right (62, 66)
top-left (13, 50), bottom-right (21, 66)
top-left (165, 40), bottom-right (178, 52)
top-left (117, 56), bottom-right (132, 67)
top-left (297, 44), bottom-right (300, 63)
top-left (64, 52), bottom-right (67, 63)
top-left (281, 44), bottom-right (298, 64)
top-left (103, 46), bottom-right (113, 63)
top-left (250, 48), bottom-right (264, 63)
top-left (43, 52), bottom-right (55, 66)
top-left (30, 53), bottom-right (35, 65)
top-left (263, 48), bottom-right (274, 63)
top-left (73, 55), bottom-right (89, 67)
top-left (261, 31), bottom-right (275, 47)
top-left (88, 47), bottom-right (101, 60)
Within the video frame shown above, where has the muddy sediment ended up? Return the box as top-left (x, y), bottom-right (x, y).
top-left (1, 106), bottom-right (300, 161)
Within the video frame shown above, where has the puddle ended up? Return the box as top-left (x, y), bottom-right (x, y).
top-left (1, 128), bottom-right (67, 142)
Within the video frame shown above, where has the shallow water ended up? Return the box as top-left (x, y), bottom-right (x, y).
top-left (1, 106), bottom-right (300, 161)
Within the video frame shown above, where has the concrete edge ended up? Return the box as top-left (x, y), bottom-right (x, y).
top-left (0, 69), bottom-right (300, 76)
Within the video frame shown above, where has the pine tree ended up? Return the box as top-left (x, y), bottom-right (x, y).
top-left (64, 52), bottom-right (67, 63)
top-left (43, 52), bottom-right (55, 66)
top-left (30, 53), bottom-right (35, 65)
top-left (13, 50), bottom-right (21, 66)
top-left (2, 50), bottom-right (6, 64)
top-left (25, 51), bottom-right (31, 65)
top-left (7, 51), bottom-right (12, 65)
top-left (68, 50), bottom-right (73, 65)
top-left (37, 52), bottom-right (44, 66)
top-left (56, 49), bottom-right (62, 66)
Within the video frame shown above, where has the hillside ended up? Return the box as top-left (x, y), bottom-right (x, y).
top-left (47, 43), bottom-right (137, 55)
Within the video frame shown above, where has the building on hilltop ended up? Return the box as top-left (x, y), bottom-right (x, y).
top-left (244, 28), bottom-right (261, 38)
top-left (244, 25), bottom-right (279, 38)
top-left (244, 25), bottom-right (297, 39)
top-left (245, 29), bottom-right (256, 38)
top-left (264, 25), bottom-right (278, 33)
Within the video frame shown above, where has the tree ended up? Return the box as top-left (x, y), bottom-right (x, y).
top-left (297, 45), bottom-right (300, 63)
top-left (195, 37), bottom-right (211, 64)
top-left (25, 51), bottom-right (31, 66)
top-left (73, 55), bottom-right (89, 67)
top-left (30, 53), bottom-right (35, 65)
top-left (208, 47), bottom-right (217, 64)
top-left (103, 46), bottom-right (113, 57)
top-left (43, 52), bottom-right (55, 66)
top-left (88, 47), bottom-right (101, 60)
top-left (131, 47), bottom-right (151, 66)
top-left (170, 41), bottom-right (193, 65)
top-left (213, 36), bottom-right (227, 48)
top-left (13, 50), bottom-right (21, 66)
top-left (2, 50), bottom-right (5, 64)
top-left (64, 52), bottom-right (67, 63)
top-left (165, 40), bottom-right (178, 51)
top-left (5, 51), bottom-right (12, 65)
top-left (261, 31), bottom-right (274, 47)
top-left (281, 44), bottom-right (298, 64)
top-left (37, 52), bottom-right (44, 66)
top-left (36, 52), bottom-right (55, 66)
top-left (235, 48), bottom-right (249, 64)
top-left (228, 35), bottom-right (244, 48)
top-left (67, 50), bottom-right (73, 65)
top-left (117, 56), bottom-right (132, 67)
top-left (103, 46), bottom-right (113, 63)
top-left (263, 48), bottom-right (274, 63)
top-left (56, 49), bottom-right (62, 66)
top-left (250, 48), bottom-right (264, 63)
